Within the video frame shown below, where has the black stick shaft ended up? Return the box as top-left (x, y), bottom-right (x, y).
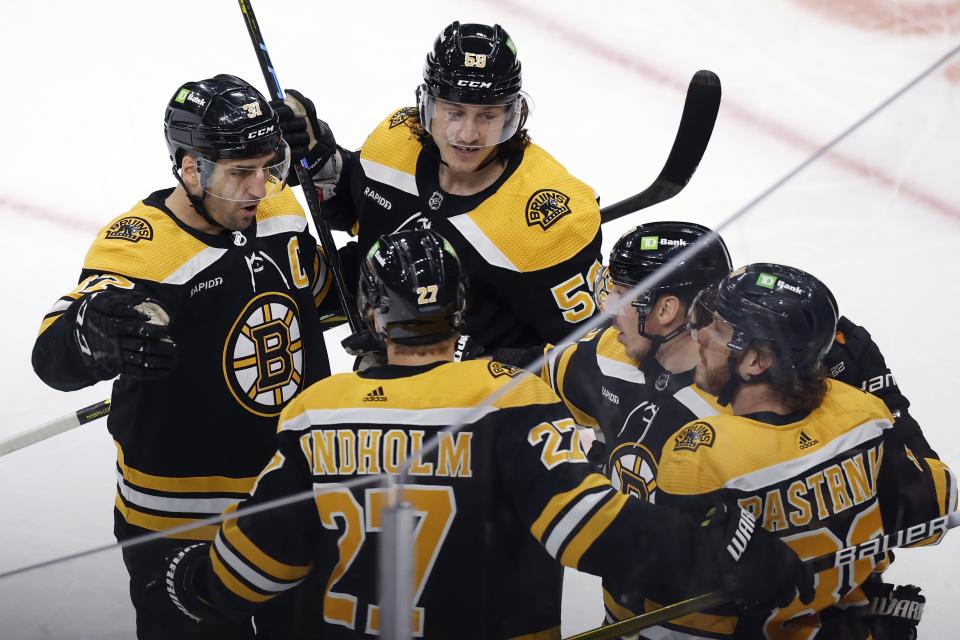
top-left (237, 0), bottom-right (363, 333)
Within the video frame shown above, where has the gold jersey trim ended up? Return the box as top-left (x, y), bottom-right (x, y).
top-left (114, 495), bottom-right (220, 541)
top-left (115, 441), bottom-right (257, 494)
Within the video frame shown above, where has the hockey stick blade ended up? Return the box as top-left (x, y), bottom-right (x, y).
top-left (0, 399), bottom-right (110, 458)
top-left (600, 70), bottom-right (721, 225)
top-left (564, 511), bottom-right (959, 640)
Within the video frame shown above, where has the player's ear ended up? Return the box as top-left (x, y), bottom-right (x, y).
top-left (739, 344), bottom-right (775, 380)
top-left (180, 154), bottom-right (200, 189)
top-left (657, 294), bottom-right (683, 326)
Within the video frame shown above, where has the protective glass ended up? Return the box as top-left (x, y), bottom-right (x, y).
top-left (686, 288), bottom-right (747, 352)
top-left (603, 282), bottom-right (653, 318)
top-left (195, 141), bottom-right (291, 203)
top-left (420, 91), bottom-right (527, 148)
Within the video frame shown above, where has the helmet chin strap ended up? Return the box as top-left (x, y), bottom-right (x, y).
top-left (636, 315), bottom-right (686, 374)
top-left (171, 165), bottom-right (223, 230)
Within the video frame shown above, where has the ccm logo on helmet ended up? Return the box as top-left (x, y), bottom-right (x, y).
top-left (247, 125), bottom-right (276, 139)
top-left (456, 80), bottom-right (493, 88)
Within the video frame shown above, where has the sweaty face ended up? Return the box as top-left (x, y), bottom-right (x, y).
top-left (692, 310), bottom-right (738, 394)
top-left (430, 100), bottom-right (507, 174)
top-left (607, 283), bottom-right (653, 361)
top-left (195, 151), bottom-right (286, 231)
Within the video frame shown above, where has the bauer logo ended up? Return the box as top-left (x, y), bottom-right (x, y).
top-left (175, 88), bottom-right (190, 104)
top-left (105, 217), bottom-right (154, 243)
top-left (756, 273), bottom-right (777, 289)
top-left (526, 189), bottom-right (571, 230)
top-left (640, 236), bottom-right (659, 250)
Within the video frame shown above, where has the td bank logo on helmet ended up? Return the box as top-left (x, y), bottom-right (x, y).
top-left (640, 236), bottom-right (687, 250)
top-left (756, 272), bottom-right (804, 295)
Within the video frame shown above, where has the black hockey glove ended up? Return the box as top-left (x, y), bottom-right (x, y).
top-left (72, 289), bottom-right (177, 381)
top-left (698, 503), bottom-right (814, 609)
top-left (342, 329), bottom-right (387, 372)
top-left (270, 89), bottom-right (341, 196)
top-left (157, 544), bottom-right (223, 625)
top-left (866, 583), bottom-right (924, 640)
top-left (452, 334), bottom-right (485, 361)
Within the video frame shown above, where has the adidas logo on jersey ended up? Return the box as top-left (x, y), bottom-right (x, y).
top-left (364, 386), bottom-right (388, 402)
top-left (798, 430), bottom-right (819, 450)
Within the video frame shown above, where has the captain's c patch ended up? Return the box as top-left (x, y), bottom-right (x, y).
top-left (525, 189), bottom-right (571, 230)
top-left (105, 217), bottom-right (154, 243)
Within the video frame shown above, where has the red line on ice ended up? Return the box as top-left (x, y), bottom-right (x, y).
top-left (0, 196), bottom-right (99, 234)
top-left (478, 0), bottom-right (960, 222)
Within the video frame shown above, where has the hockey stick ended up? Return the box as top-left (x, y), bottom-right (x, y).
top-left (0, 399), bottom-right (110, 458)
top-left (564, 511), bottom-right (960, 640)
top-left (237, 0), bottom-right (363, 334)
top-left (599, 70), bottom-right (721, 225)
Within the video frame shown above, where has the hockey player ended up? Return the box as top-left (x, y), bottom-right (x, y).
top-left (159, 229), bottom-right (813, 639)
top-left (273, 21), bottom-right (603, 353)
top-left (652, 264), bottom-right (921, 638)
top-left (31, 74), bottom-right (341, 639)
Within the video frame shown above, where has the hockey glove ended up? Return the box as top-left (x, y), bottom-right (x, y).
top-left (453, 334), bottom-right (485, 361)
top-left (699, 503), bottom-right (815, 609)
top-left (73, 289), bottom-right (177, 380)
top-left (866, 583), bottom-right (924, 640)
top-left (342, 329), bottom-right (387, 372)
top-left (159, 544), bottom-right (223, 624)
top-left (271, 89), bottom-right (342, 198)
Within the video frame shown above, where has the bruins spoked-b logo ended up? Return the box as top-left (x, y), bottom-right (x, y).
top-left (526, 189), bottom-right (571, 230)
top-left (105, 217), bottom-right (154, 243)
top-left (223, 292), bottom-right (304, 417)
top-left (673, 422), bottom-right (716, 452)
top-left (488, 361), bottom-right (521, 378)
top-left (609, 442), bottom-right (658, 501)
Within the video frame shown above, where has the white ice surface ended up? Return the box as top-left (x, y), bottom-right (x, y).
top-left (1, 1), bottom-right (958, 637)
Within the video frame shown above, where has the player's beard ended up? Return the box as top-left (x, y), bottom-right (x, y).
top-left (695, 354), bottom-right (731, 396)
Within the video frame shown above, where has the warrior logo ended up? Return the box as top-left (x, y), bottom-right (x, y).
top-left (525, 189), bottom-right (571, 230)
top-left (488, 361), bottom-right (521, 378)
top-left (105, 217), bottom-right (154, 243)
top-left (609, 442), bottom-right (658, 501)
top-left (223, 292), bottom-right (304, 417)
top-left (242, 101), bottom-right (263, 119)
top-left (388, 109), bottom-right (408, 129)
top-left (673, 421), bottom-right (716, 452)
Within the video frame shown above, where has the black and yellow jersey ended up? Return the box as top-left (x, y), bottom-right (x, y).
top-left (31, 186), bottom-right (340, 541)
top-left (645, 380), bottom-right (893, 639)
top-left (195, 359), bottom-right (703, 639)
top-left (326, 109), bottom-right (603, 351)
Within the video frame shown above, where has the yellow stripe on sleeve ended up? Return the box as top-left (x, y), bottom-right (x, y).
top-left (220, 504), bottom-right (311, 581)
top-left (560, 492), bottom-right (629, 568)
top-left (530, 474), bottom-right (609, 542)
top-left (554, 344), bottom-right (599, 429)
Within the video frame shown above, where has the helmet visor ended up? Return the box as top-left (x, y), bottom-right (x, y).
top-left (195, 141), bottom-right (291, 203)
top-left (686, 288), bottom-right (749, 353)
top-left (421, 91), bottom-right (526, 148)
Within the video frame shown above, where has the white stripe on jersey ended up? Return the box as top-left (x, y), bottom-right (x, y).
top-left (360, 158), bottom-right (419, 196)
top-left (47, 298), bottom-right (74, 315)
top-left (447, 213), bottom-right (519, 271)
top-left (115, 471), bottom-right (239, 514)
top-left (279, 406), bottom-right (499, 432)
top-left (544, 488), bottom-right (611, 558)
top-left (214, 532), bottom-right (305, 594)
top-left (672, 386), bottom-right (718, 419)
top-left (163, 247), bottom-right (228, 285)
top-left (257, 214), bottom-right (306, 237)
top-left (596, 355), bottom-right (645, 385)
top-left (724, 419), bottom-right (892, 492)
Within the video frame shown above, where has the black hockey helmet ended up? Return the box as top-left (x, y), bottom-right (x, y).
top-left (422, 21), bottom-right (522, 105)
top-left (418, 22), bottom-right (527, 149)
top-left (709, 263), bottom-right (838, 373)
top-left (608, 221), bottom-right (732, 318)
top-left (358, 229), bottom-right (466, 345)
top-left (164, 74), bottom-right (284, 167)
